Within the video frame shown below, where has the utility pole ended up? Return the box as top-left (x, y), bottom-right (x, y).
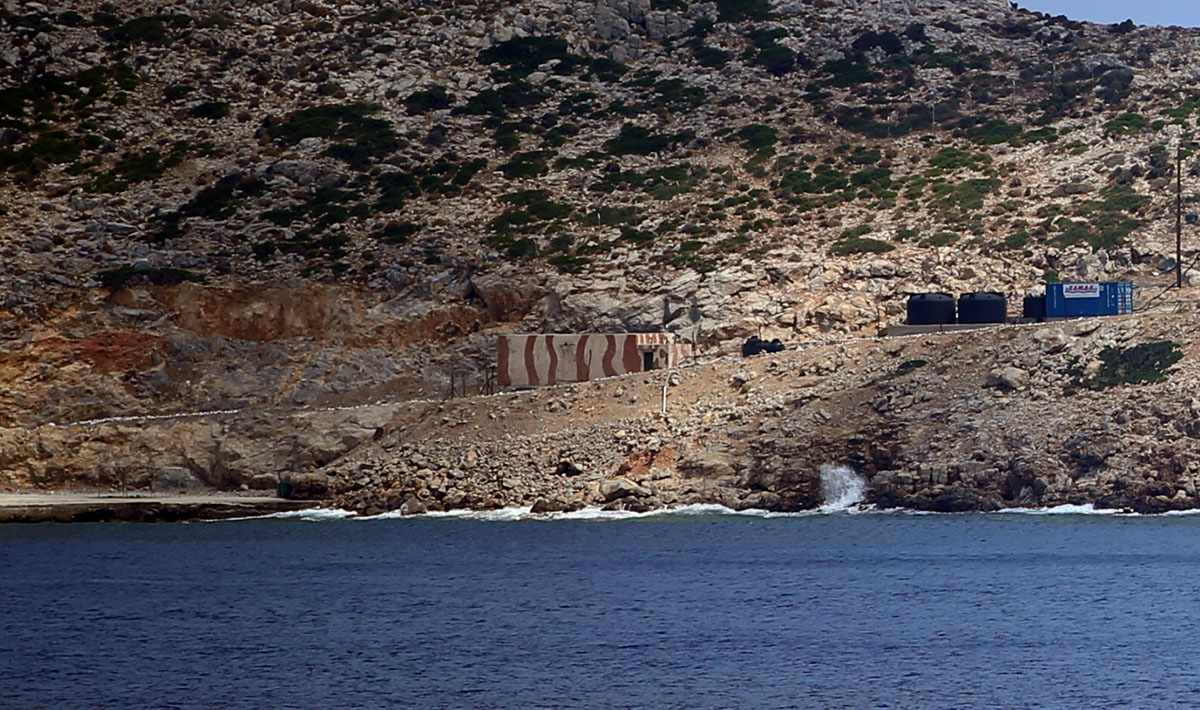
top-left (1177, 141), bottom-right (1184, 288)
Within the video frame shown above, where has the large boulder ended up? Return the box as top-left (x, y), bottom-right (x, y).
top-left (926, 485), bottom-right (1002, 513)
top-left (599, 477), bottom-right (650, 502)
top-left (986, 366), bottom-right (1029, 390)
top-left (469, 271), bottom-right (546, 322)
top-left (153, 466), bottom-right (206, 492)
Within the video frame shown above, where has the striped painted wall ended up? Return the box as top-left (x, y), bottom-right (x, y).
top-left (497, 333), bottom-right (692, 388)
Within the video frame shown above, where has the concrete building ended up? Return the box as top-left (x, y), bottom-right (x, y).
top-left (497, 333), bottom-right (692, 388)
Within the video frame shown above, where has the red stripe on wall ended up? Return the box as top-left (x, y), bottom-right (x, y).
top-left (601, 335), bottom-right (617, 376)
top-left (544, 334), bottom-right (558, 385)
top-left (523, 335), bottom-right (540, 387)
top-left (621, 335), bottom-right (640, 373)
top-left (498, 335), bottom-right (511, 387)
top-left (575, 335), bottom-right (590, 382)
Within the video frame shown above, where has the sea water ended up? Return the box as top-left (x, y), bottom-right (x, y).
top-left (5, 510), bottom-right (1200, 709)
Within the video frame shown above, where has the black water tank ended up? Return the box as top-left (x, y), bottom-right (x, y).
top-left (907, 293), bottom-right (956, 325)
top-left (958, 292), bottom-right (1007, 324)
top-left (1023, 294), bottom-right (1046, 320)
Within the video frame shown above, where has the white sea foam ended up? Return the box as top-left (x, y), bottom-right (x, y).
top-left (247, 508), bottom-right (356, 521)
top-left (217, 501), bottom-right (1200, 522)
top-left (994, 504), bottom-right (1131, 516)
top-left (818, 464), bottom-right (868, 512)
top-left (421, 507), bottom-right (533, 521)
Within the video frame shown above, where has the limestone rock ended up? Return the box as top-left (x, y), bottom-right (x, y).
top-left (599, 477), bottom-right (650, 502)
top-left (153, 466), bottom-right (206, 491)
top-left (986, 367), bottom-right (1028, 390)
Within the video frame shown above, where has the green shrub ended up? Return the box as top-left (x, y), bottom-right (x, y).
top-left (619, 226), bottom-right (656, 244)
top-left (759, 45), bottom-right (799, 75)
top-left (459, 81), bottom-right (548, 117)
top-left (109, 63), bottom-right (139, 91)
top-left (549, 254), bottom-right (592, 273)
top-left (559, 91), bottom-right (600, 116)
top-left (92, 11), bottom-right (121, 27)
top-left (1020, 126), bottom-right (1059, 144)
top-left (850, 167), bottom-right (893, 197)
top-left (603, 123), bottom-right (692, 155)
top-left (356, 7), bottom-right (406, 23)
top-left (929, 147), bottom-right (991, 173)
top-left (188, 101), bottom-right (230, 119)
top-left (164, 85), bottom-right (195, 102)
top-left (264, 187), bottom-right (357, 228)
top-left (176, 173), bottom-right (266, 220)
top-left (822, 57), bottom-right (880, 87)
top-left (847, 147), bottom-right (881, 164)
top-left (504, 237), bottom-right (539, 259)
top-left (828, 237), bottom-right (894, 255)
top-left (715, 0), bottom-right (776, 22)
top-left (502, 189), bottom-right (571, 220)
top-left (694, 46), bottom-right (730, 69)
top-left (489, 210), bottom-right (534, 233)
top-left (500, 150), bottom-right (553, 178)
top-left (85, 150), bottom-right (168, 193)
top-left (960, 117), bottom-right (1023, 144)
top-left (650, 79), bottom-right (706, 111)
top-left (1080, 342), bottom-right (1183, 390)
top-left (778, 163), bottom-right (848, 194)
top-left (374, 171), bottom-right (419, 212)
top-left (889, 359), bottom-right (928, 378)
top-left (1105, 113), bottom-right (1148, 135)
top-left (97, 265), bottom-right (205, 289)
top-left (1001, 231), bottom-right (1031, 249)
top-left (591, 164), bottom-right (702, 198)
top-left (0, 130), bottom-right (82, 171)
top-left (373, 221), bottom-right (420, 244)
top-left (102, 15), bottom-right (189, 45)
top-left (268, 103), bottom-right (399, 169)
top-left (1084, 184), bottom-right (1150, 214)
top-left (736, 124), bottom-right (777, 153)
top-left (926, 231), bottom-right (960, 246)
top-left (586, 58), bottom-right (629, 82)
top-left (929, 178), bottom-right (999, 213)
top-left (478, 36), bottom-right (578, 76)
top-left (582, 206), bottom-right (641, 226)
top-left (1051, 185), bottom-right (1149, 249)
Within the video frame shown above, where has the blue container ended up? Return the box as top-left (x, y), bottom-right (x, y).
top-left (1045, 281), bottom-right (1133, 318)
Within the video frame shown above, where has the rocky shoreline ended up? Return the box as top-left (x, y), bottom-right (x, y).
top-left (314, 309), bottom-right (1200, 517)
top-left (0, 493), bottom-right (316, 523)
top-left (7, 309), bottom-right (1200, 519)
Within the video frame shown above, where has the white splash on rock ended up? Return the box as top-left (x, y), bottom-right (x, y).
top-left (819, 464), bottom-right (867, 511)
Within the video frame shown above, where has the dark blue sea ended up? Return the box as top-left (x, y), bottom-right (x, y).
top-left (5, 508), bottom-right (1200, 709)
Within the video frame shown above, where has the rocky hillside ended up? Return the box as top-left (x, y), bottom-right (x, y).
top-left (3, 0), bottom-right (1200, 508)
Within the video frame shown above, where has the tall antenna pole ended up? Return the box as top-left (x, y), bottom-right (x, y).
top-left (1177, 141), bottom-right (1183, 288)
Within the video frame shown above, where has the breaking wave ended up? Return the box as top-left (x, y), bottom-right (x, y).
top-left (221, 502), bottom-right (1200, 523)
top-left (818, 464), bottom-right (867, 512)
top-left (222, 508), bottom-right (357, 522)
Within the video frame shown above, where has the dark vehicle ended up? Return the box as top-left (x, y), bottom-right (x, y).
top-left (742, 336), bottom-right (785, 357)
